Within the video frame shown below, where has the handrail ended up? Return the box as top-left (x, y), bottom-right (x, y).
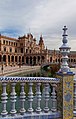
top-left (0, 76), bottom-right (60, 83)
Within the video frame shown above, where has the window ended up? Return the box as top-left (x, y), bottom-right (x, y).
top-left (10, 48), bottom-right (12, 52)
top-left (16, 43), bottom-right (17, 46)
top-left (3, 40), bottom-right (5, 44)
top-left (9, 41), bottom-right (10, 45)
top-left (14, 42), bottom-right (15, 46)
top-left (11, 42), bottom-right (13, 46)
top-left (6, 41), bottom-right (8, 45)
top-left (30, 50), bottom-right (31, 53)
top-left (21, 48), bottom-right (23, 53)
top-left (4, 47), bottom-right (6, 52)
top-left (15, 48), bottom-right (17, 53)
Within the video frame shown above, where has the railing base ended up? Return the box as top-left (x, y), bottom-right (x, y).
top-left (0, 111), bottom-right (61, 119)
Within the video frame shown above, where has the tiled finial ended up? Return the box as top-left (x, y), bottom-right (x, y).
top-left (59, 26), bottom-right (71, 73)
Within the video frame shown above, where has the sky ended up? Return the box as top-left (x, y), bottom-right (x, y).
top-left (0, 0), bottom-right (76, 50)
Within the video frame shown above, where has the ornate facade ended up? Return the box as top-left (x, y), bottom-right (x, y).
top-left (0, 33), bottom-right (49, 66)
top-left (0, 33), bottom-right (76, 66)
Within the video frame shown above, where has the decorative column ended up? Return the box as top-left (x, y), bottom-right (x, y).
top-left (36, 57), bottom-right (37, 65)
top-left (24, 56), bottom-right (26, 65)
top-left (28, 58), bottom-right (30, 65)
top-left (36, 83), bottom-right (41, 113)
top-left (17, 56), bottom-right (19, 65)
top-left (6, 54), bottom-right (8, 66)
top-left (51, 83), bottom-right (57, 112)
top-left (56, 26), bottom-right (75, 119)
top-left (28, 82), bottom-right (33, 113)
top-left (1, 82), bottom-right (8, 117)
top-left (44, 83), bottom-right (49, 113)
top-left (20, 82), bottom-right (26, 115)
top-left (10, 82), bottom-right (17, 116)
top-left (14, 56), bottom-right (15, 66)
top-left (10, 55), bottom-right (12, 66)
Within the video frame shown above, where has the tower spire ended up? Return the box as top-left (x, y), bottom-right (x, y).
top-left (59, 26), bottom-right (71, 73)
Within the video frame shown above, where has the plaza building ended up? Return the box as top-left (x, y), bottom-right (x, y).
top-left (0, 33), bottom-right (49, 66)
top-left (0, 33), bottom-right (76, 67)
top-left (49, 49), bottom-right (76, 67)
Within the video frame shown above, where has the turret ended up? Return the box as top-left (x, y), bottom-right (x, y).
top-left (39, 35), bottom-right (45, 51)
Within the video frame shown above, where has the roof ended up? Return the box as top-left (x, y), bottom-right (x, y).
top-left (0, 35), bottom-right (18, 41)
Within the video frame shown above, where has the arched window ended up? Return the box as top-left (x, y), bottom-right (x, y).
top-left (10, 48), bottom-right (12, 52)
top-left (4, 47), bottom-right (6, 52)
top-left (21, 48), bottom-right (23, 53)
top-left (15, 48), bottom-right (17, 53)
top-left (30, 50), bottom-right (31, 53)
top-left (74, 59), bottom-right (76, 62)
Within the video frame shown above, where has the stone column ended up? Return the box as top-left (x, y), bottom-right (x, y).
top-left (28, 58), bottom-right (30, 65)
top-left (6, 55), bottom-right (8, 66)
top-left (24, 56), bottom-right (26, 65)
top-left (17, 56), bottom-right (19, 65)
top-left (10, 55), bottom-right (12, 66)
top-left (36, 57), bottom-right (37, 65)
top-left (14, 56), bottom-right (15, 66)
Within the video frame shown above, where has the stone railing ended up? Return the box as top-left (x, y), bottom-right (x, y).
top-left (0, 77), bottom-right (60, 119)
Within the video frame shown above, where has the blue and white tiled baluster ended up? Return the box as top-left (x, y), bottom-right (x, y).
top-left (20, 82), bottom-right (26, 115)
top-left (36, 82), bottom-right (41, 113)
top-left (10, 82), bottom-right (17, 116)
top-left (44, 82), bottom-right (49, 113)
top-left (51, 83), bottom-right (57, 112)
top-left (1, 82), bottom-right (8, 117)
top-left (28, 82), bottom-right (33, 113)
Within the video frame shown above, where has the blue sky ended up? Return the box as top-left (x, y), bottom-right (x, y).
top-left (0, 0), bottom-right (76, 50)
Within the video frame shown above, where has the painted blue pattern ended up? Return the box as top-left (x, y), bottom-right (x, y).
top-left (64, 93), bottom-right (72, 102)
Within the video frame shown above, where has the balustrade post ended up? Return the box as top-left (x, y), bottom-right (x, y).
top-left (28, 82), bottom-right (33, 113)
top-left (44, 83), bottom-right (49, 113)
top-left (1, 82), bottom-right (8, 117)
top-left (74, 82), bottom-right (76, 111)
top-left (10, 82), bottom-right (16, 116)
top-left (36, 82), bottom-right (41, 113)
top-left (20, 82), bottom-right (26, 115)
top-left (51, 83), bottom-right (57, 112)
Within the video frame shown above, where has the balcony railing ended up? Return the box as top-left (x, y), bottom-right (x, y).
top-left (0, 77), bottom-right (61, 119)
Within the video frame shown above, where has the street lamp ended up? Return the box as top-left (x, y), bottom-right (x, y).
top-left (59, 51), bottom-right (60, 68)
top-left (1, 52), bottom-right (4, 75)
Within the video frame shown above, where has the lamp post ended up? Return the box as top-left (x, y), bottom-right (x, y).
top-left (59, 51), bottom-right (60, 68)
top-left (1, 52), bottom-right (4, 76)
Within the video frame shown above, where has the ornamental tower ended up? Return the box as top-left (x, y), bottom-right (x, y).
top-left (59, 26), bottom-right (71, 73)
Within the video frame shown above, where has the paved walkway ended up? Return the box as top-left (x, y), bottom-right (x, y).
top-left (0, 65), bottom-right (40, 76)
